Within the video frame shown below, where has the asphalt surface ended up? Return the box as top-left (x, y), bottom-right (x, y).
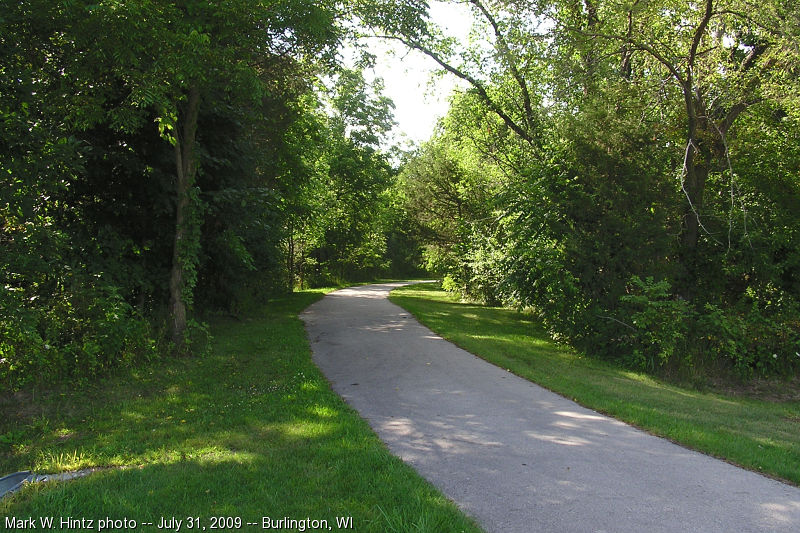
top-left (301, 282), bottom-right (800, 533)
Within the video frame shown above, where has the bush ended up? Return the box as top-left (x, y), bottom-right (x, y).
top-left (618, 276), bottom-right (694, 373)
top-left (617, 276), bottom-right (800, 378)
top-left (0, 278), bottom-right (160, 391)
top-left (700, 302), bottom-right (800, 378)
top-left (501, 235), bottom-right (590, 344)
top-left (465, 232), bottom-right (505, 306)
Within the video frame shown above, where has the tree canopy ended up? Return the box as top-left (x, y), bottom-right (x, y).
top-left (0, 0), bottom-right (424, 389)
top-left (393, 0), bottom-right (800, 378)
top-left (2, 0), bottom-right (799, 390)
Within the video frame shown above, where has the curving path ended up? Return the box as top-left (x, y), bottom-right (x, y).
top-left (301, 282), bottom-right (800, 533)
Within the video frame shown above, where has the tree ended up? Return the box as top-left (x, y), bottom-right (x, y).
top-left (287, 67), bottom-right (398, 286)
top-left (391, 0), bottom-right (800, 376)
top-left (0, 0), bottom-right (435, 387)
top-left (553, 0), bottom-right (800, 293)
top-left (381, 0), bottom-right (798, 288)
top-left (59, 0), bottom-right (342, 343)
top-left (377, 0), bottom-right (544, 149)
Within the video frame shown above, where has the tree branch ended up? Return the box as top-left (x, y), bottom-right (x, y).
top-left (377, 34), bottom-right (537, 147)
top-left (570, 29), bottom-right (686, 85)
top-left (469, 0), bottom-right (536, 131)
top-left (689, 0), bottom-right (715, 69)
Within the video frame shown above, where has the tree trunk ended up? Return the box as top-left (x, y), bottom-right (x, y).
top-left (679, 142), bottom-right (710, 294)
top-left (299, 244), bottom-right (305, 289)
top-left (582, 0), bottom-right (600, 94)
top-left (678, 88), bottom-right (712, 297)
top-left (287, 226), bottom-right (295, 289)
top-left (170, 85), bottom-right (201, 346)
top-left (620, 7), bottom-right (636, 80)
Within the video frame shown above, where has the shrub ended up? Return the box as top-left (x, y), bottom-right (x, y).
top-left (617, 276), bottom-right (800, 378)
top-left (619, 276), bottom-right (694, 373)
top-left (0, 278), bottom-right (159, 391)
top-left (700, 302), bottom-right (800, 378)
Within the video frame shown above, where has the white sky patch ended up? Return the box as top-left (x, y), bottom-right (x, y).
top-left (359, 1), bottom-right (474, 147)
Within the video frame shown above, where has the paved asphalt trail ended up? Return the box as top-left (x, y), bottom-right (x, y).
top-left (301, 282), bottom-right (800, 532)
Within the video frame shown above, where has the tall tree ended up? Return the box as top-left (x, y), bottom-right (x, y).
top-left (384, 0), bottom-right (798, 291)
top-left (287, 67), bottom-right (397, 286)
top-left (554, 0), bottom-right (800, 292)
top-left (393, 0), bottom-right (800, 375)
top-left (64, 0), bottom-right (342, 343)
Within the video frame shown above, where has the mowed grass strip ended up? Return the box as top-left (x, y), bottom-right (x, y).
top-left (0, 289), bottom-right (481, 532)
top-left (390, 283), bottom-right (800, 486)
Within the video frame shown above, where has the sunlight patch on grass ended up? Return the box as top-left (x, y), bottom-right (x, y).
top-left (300, 380), bottom-right (322, 391)
top-left (36, 449), bottom-right (92, 472)
top-left (194, 450), bottom-right (260, 466)
top-left (620, 370), bottom-right (658, 383)
top-left (308, 405), bottom-right (339, 418)
top-left (276, 421), bottom-right (337, 439)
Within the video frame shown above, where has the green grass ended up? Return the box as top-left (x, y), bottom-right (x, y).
top-left (390, 283), bottom-right (800, 486)
top-left (1, 289), bottom-right (481, 532)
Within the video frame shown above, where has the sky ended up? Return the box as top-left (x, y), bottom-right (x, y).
top-left (362, 1), bottom-right (475, 147)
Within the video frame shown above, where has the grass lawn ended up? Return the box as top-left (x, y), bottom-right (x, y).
top-left (0, 289), bottom-right (481, 532)
top-left (390, 283), bottom-right (800, 487)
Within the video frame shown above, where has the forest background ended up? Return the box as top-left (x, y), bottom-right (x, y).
top-left (2, 0), bottom-right (799, 391)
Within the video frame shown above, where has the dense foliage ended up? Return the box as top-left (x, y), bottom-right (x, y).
top-left (395, 0), bottom-right (800, 379)
top-left (0, 0), bottom-right (426, 390)
top-left (4, 0), bottom-right (798, 390)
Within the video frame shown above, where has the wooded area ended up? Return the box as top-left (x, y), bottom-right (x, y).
top-left (2, 0), bottom-right (799, 390)
top-left (395, 0), bottom-right (800, 379)
top-left (0, 0), bottom-right (425, 389)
